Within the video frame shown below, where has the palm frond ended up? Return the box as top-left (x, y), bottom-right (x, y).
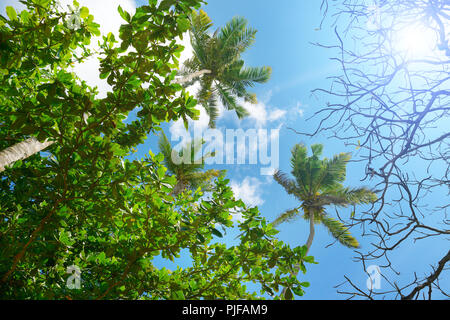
top-left (230, 27), bottom-right (257, 54)
top-left (197, 78), bottom-right (219, 128)
top-left (203, 100), bottom-right (219, 128)
top-left (273, 170), bottom-right (303, 199)
top-left (218, 16), bottom-right (249, 51)
top-left (180, 57), bottom-right (200, 74)
top-left (290, 144), bottom-right (311, 195)
top-left (232, 66), bottom-right (272, 87)
top-left (189, 11), bottom-right (213, 67)
top-left (234, 105), bottom-right (250, 119)
top-left (310, 144), bottom-right (324, 158)
top-left (216, 84), bottom-right (238, 111)
top-left (319, 152), bottom-right (351, 191)
top-left (324, 186), bottom-right (377, 206)
top-left (158, 132), bottom-right (178, 174)
top-left (229, 83), bottom-right (257, 103)
top-left (272, 207), bottom-right (302, 227)
top-left (197, 76), bottom-right (214, 105)
top-left (320, 214), bottom-right (360, 248)
top-left (219, 28), bottom-right (257, 64)
top-left (190, 9), bottom-right (213, 35)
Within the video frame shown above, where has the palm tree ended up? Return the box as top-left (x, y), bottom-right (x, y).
top-left (158, 132), bottom-right (225, 196)
top-left (273, 144), bottom-right (377, 296)
top-left (175, 10), bottom-right (272, 127)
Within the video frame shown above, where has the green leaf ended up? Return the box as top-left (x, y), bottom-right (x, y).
top-left (177, 17), bottom-right (190, 32)
top-left (97, 252), bottom-right (106, 263)
top-left (86, 22), bottom-right (101, 36)
top-left (6, 6), bottom-right (17, 21)
top-left (172, 290), bottom-right (185, 300)
top-left (157, 166), bottom-right (166, 179)
top-left (159, 0), bottom-right (177, 10)
top-left (117, 5), bottom-right (131, 23)
top-left (80, 7), bottom-right (89, 19)
top-left (196, 232), bottom-right (205, 243)
top-left (284, 287), bottom-right (293, 300)
top-left (59, 230), bottom-right (75, 247)
top-left (300, 282), bottom-right (310, 288)
top-left (292, 286), bottom-right (305, 296)
top-left (20, 10), bottom-right (30, 23)
top-left (210, 227), bottom-right (223, 238)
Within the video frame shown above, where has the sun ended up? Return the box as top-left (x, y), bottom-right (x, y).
top-left (393, 22), bottom-right (438, 59)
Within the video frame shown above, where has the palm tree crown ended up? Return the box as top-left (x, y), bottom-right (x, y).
top-left (158, 132), bottom-right (224, 196)
top-left (177, 10), bottom-right (272, 127)
top-left (273, 144), bottom-right (377, 249)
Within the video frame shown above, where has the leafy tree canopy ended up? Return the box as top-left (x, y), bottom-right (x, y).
top-left (0, 0), bottom-right (312, 299)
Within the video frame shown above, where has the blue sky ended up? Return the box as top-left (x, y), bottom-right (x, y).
top-left (144, 0), bottom-right (448, 299)
top-left (2, 0), bottom-right (448, 299)
top-left (140, 0), bottom-right (376, 299)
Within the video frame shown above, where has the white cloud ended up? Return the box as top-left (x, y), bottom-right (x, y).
top-left (177, 32), bottom-right (194, 65)
top-left (62, 0), bottom-right (137, 98)
top-left (292, 101), bottom-right (305, 118)
top-left (240, 98), bottom-right (289, 128)
top-left (230, 177), bottom-right (265, 207)
top-left (267, 108), bottom-right (287, 122)
top-left (259, 89), bottom-right (273, 104)
top-left (244, 100), bottom-right (269, 126)
top-left (230, 176), bottom-right (265, 223)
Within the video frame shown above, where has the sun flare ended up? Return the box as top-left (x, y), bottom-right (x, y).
top-left (393, 23), bottom-right (438, 59)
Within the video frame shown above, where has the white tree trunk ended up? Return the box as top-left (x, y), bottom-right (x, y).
top-left (282, 214), bottom-right (315, 297)
top-left (0, 137), bottom-right (54, 172)
top-left (173, 69), bottom-right (211, 85)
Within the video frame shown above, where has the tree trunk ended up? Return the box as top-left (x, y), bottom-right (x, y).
top-left (170, 179), bottom-right (187, 196)
top-left (282, 213), bottom-right (315, 298)
top-left (305, 215), bottom-right (315, 255)
top-left (0, 137), bottom-right (54, 173)
top-left (173, 69), bottom-right (211, 85)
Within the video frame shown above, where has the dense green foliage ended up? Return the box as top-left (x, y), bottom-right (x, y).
top-left (0, 0), bottom-right (312, 299)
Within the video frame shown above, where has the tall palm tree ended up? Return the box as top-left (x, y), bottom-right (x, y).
top-left (273, 144), bottom-right (377, 296)
top-left (175, 10), bottom-right (272, 127)
top-left (158, 132), bottom-right (224, 196)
